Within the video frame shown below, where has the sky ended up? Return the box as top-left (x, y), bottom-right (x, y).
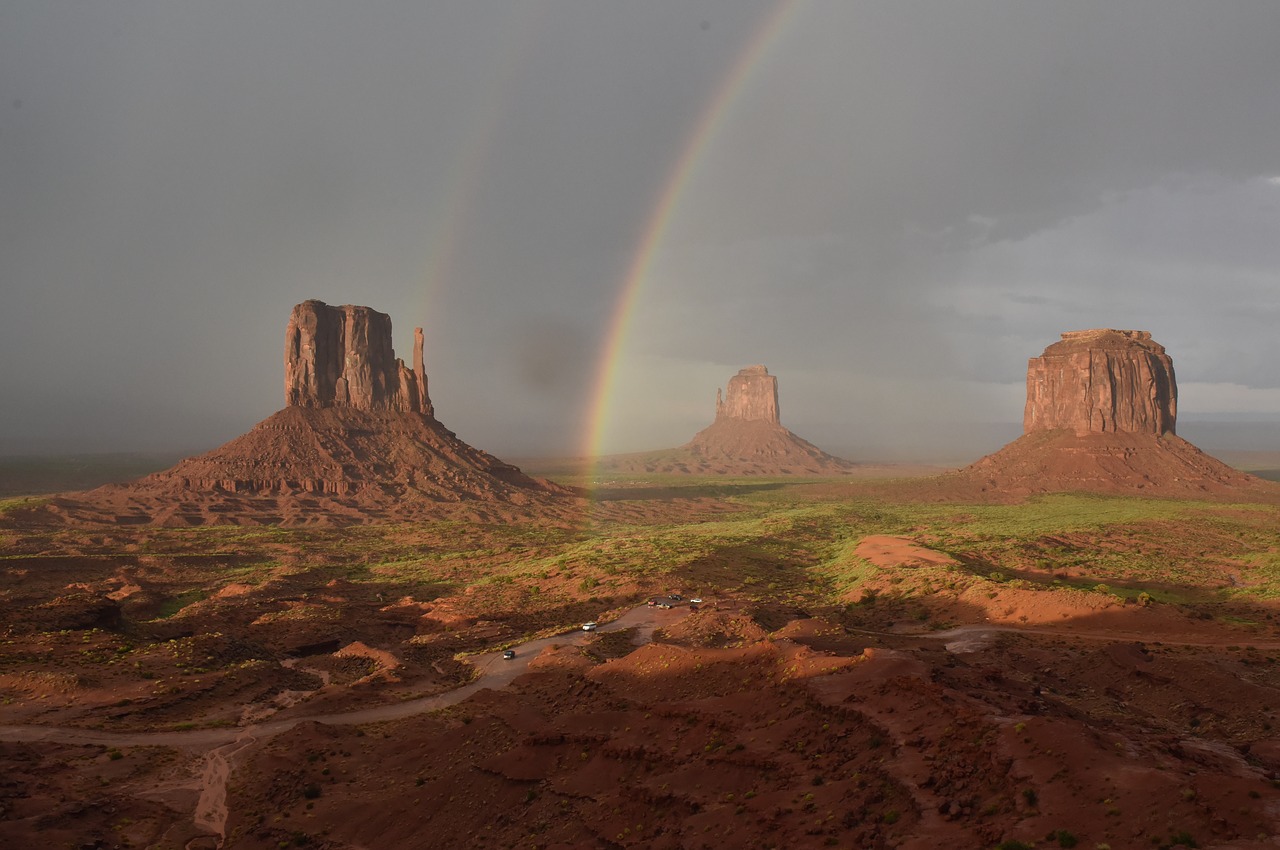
top-left (4, 1), bottom-right (1280, 463)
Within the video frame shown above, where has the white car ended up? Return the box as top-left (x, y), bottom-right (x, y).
top-left (690, 598), bottom-right (703, 604)
top-left (582, 622), bottom-right (598, 631)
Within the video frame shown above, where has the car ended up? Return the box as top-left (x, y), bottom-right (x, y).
top-left (582, 622), bottom-right (598, 631)
top-left (690, 598), bottom-right (703, 604)
top-left (502, 649), bottom-right (516, 660)
top-left (669, 594), bottom-right (682, 601)
top-left (656, 602), bottom-right (671, 609)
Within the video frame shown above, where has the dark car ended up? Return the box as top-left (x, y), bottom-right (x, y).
top-left (502, 649), bottom-right (516, 660)
top-left (669, 594), bottom-right (682, 601)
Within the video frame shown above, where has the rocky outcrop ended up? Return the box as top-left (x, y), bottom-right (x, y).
top-left (36, 300), bottom-right (565, 525)
top-left (926, 329), bottom-right (1266, 501)
top-left (600, 365), bottom-right (854, 476)
top-left (1023, 329), bottom-right (1176, 436)
top-left (285, 300), bottom-right (432, 415)
top-left (715, 365), bottom-right (780, 424)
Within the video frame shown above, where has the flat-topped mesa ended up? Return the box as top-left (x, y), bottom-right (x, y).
top-left (714, 365), bottom-right (780, 425)
top-left (1024, 328), bottom-right (1176, 436)
top-left (284, 300), bottom-right (432, 415)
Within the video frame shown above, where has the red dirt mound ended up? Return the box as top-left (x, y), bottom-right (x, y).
top-left (602, 418), bottom-right (857, 476)
top-left (935, 430), bottom-right (1268, 501)
top-left (26, 406), bottom-right (569, 526)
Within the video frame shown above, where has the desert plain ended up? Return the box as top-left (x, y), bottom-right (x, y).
top-left (6, 465), bottom-right (1280, 850)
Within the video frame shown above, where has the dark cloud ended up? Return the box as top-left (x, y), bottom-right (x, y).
top-left (3, 2), bottom-right (1280, 460)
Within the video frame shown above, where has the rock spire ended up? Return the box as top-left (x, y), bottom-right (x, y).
top-left (284, 300), bottom-right (432, 415)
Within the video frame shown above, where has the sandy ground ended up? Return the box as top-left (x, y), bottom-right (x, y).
top-left (6, 597), bottom-right (1280, 849)
top-left (0, 603), bottom-right (690, 847)
top-left (5, 470), bottom-right (1280, 848)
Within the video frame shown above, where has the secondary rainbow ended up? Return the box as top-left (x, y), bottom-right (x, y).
top-left (580, 0), bottom-right (806, 469)
top-left (413, 6), bottom-right (548, 360)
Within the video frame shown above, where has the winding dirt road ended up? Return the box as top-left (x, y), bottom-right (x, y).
top-left (8, 604), bottom-right (1269, 847)
top-left (0, 603), bottom-right (690, 847)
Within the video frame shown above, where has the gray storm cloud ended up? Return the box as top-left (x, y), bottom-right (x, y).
top-left (3, 1), bottom-right (1279, 460)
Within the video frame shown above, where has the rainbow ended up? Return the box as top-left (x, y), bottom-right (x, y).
top-left (413, 5), bottom-right (548, 361)
top-left (579, 0), bottom-right (806, 472)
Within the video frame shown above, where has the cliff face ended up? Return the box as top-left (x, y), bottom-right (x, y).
top-left (1023, 329), bottom-right (1176, 436)
top-left (284, 300), bottom-right (432, 415)
top-left (715, 365), bottom-right (780, 424)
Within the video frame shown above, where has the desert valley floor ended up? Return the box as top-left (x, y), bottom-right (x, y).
top-left (5, 468), bottom-right (1280, 849)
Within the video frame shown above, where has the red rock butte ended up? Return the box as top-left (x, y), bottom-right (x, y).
top-left (1024, 329), bottom-right (1177, 436)
top-left (715, 365), bottom-right (780, 424)
top-left (284, 300), bottom-right (432, 415)
top-left (600, 365), bottom-right (855, 476)
top-left (941, 329), bottom-right (1263, 499)
top-left (30, 301), bottom-right (567, 526)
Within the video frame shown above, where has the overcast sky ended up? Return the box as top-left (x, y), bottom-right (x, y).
top-left (4, 1), bottom-right (1280, 462)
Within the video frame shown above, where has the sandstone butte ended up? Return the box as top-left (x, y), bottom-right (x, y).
top-left (284, 300), bottom-right (432, 415)
top-left (601, 365), bottom-right (856, 476)
top-left (29, 301), bottom-right (567, 526)
top-left (946, 328), bottom-right (1261, 498)
top-left (1023, 329), bottom-right (1177, 437)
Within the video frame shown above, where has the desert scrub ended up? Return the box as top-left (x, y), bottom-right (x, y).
top-left (813, 535), bottom-right (881, 598)
top-left (0, 496), bottom-right (49, 514)
top-left (1231, 552), bottom-right (1280, 600)
top-left (915, 493), bottom-right (1195, 541)
top-left (252, 604), bottom-right (342, 624)
top-left (1048, 829), bottom-right (1078, 848)
top-left (151, 589), bottom-right (210, 620)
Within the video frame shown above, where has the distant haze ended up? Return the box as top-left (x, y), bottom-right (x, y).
top-left (4, 2), bottom-right (1280, 463)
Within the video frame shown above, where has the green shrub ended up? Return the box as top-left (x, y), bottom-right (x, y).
top-left (1048, 829), bottom-right (1078, 848)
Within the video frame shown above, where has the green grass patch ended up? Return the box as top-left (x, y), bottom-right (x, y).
top-left (0, 496), bottom-right (48, 514)
top-left (1232, 552), bottom-right (1280, 600)
top-left (152, 589), bottom-right (210, 619)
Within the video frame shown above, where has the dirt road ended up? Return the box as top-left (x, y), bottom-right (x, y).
top-left (0, 603), bottom-right (690, 846)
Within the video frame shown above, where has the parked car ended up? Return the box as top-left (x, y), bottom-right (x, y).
top-left (690, 598), bottom-right (703, 604)
top-left (669, 594), bottom-right (682, 601)
top-left (502, 649), bottom-right (516, 660)
top-left (582, 622), bottom-right (598, 631)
